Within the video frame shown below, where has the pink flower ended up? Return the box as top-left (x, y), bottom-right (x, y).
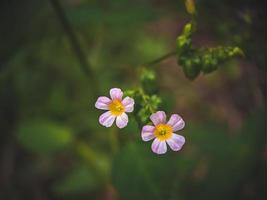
top-left (95, 88), bottom-right (135, 128)
top-left (141, 111), bottom-right (185, 154)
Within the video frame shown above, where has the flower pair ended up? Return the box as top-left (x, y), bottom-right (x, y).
top-left (95, 88), bottom-right (185, 154)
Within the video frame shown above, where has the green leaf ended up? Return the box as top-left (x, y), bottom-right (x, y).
top-left (17, 120), bottom-right (73, 155)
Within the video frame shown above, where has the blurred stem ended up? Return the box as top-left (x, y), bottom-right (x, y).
top-left (132, 146), bottom-right (162, 200)
top-left (109, 126), bottom-right (119, 155)
top-left (49, 0), bottom-right (98, 96)
top-left (145, 51), bottom-right (176, 66)
top-left (75, 141), bottom-right (107, 181)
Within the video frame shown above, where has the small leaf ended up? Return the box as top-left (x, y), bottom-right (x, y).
top-left (17, 120), bottom-right (73, 155)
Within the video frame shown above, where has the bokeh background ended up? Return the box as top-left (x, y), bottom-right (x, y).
top-left (1, 0), bottom-right (267, 199)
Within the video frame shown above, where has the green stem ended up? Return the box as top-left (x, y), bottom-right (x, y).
top-left (144, 50), bottom-right (176, 66)
top-left (109, 126), bottom-right (119, 155)
top-left (49, 0), bottom-right (98, 97)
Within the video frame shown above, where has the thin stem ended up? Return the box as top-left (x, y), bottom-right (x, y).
top-left (49, 0), bottom-right (98, 96)
top-left (144, 50), bottom-right (176, 66)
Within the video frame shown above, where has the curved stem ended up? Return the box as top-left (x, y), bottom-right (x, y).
top-left (144, 50), bottom-right (176, 66)
top-left (49, 0), bottom-right (98, 97)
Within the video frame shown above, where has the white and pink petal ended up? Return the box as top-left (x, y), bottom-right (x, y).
top-left (167, 114), bottom-right (185, 132)
top-left (141, 125), bottom-right (155, 141)
top-left (150, 111), bottom-right (166, 126)
top-left (166, 133), bottom-right (185, 151)
top-left (151, 138), bottom-right (167, 154)
top-left (116, 113), bottom-right (128, 128)
top-left (122, 97), bottom-right (135, 112)
top-left (110, 88), bottom-right (123, 100)
top-left (95, 96), bottom-right (111, 110)
top-left (99, 111), bottom-right (116, 127)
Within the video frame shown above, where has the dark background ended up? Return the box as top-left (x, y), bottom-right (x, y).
top-left (0, 0), bottom-right (267, 199)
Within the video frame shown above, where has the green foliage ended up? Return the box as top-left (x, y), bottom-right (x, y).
top-left (67, 1), bottom-right (156, 27)
top-left (112, 141), bottom-right (192, 200)
top-left (53, 165), bottom-right (99, 195)
top-left (112, 109), bottom-right (267, 200)
top-left (125, 87), bottom-right (161, 126)
top-left (137, 68), bottom-right (161, 124)
top-left (1, 0), bottom-right (266, 199)
top-left (124, 68), bottom-right (161, 125)
top-left (140, 67), bottom-right (157, 95)
top-left (136, 93), bottom-right (161, 124)
top-left (76, 143), bottom-right (111, 180)
top-left (17, 120), bottom-right (73, 155)
top-left (176, 22), bottom-right (243, 80)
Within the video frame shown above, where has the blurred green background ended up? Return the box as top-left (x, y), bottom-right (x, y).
top-left (1, 0), bottom-right (267, 199)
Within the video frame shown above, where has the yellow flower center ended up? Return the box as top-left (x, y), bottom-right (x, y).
top-left (109, 99), bottom-right (125, 116)
top-left (154, 124), bottom-right (173, 141)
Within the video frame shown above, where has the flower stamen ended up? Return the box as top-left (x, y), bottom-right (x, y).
top-left (109, 99), bottom-right (125, 116)
top-left (154, 124), bottom-right (173, 141)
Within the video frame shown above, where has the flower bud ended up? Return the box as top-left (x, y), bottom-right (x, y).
top-left (183, 61), bottom-right (201, 80)
top-left (185, 0), bottom-right (196, 15)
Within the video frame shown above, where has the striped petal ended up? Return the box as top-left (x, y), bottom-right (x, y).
top-left (95, 96), bottom-right (111, 110)
top-left (141, 125), bottom-right (155, 141)
top-left (167, 114), bottom-right (185, 132)
top-left (122, 97), bottom-right (135, 112)
top-left (99, 111), bottom-right (116, 127)
top-left (116, 113), bottom-right (128, 128)
top-left (166, 133), bottom-right (185, 151)
top-left (150, 111), bottom-right (166, 125)
top-left (151, 138), bottom-right (167, 154)
top-left (110, 88), bottom-right (123, 100)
